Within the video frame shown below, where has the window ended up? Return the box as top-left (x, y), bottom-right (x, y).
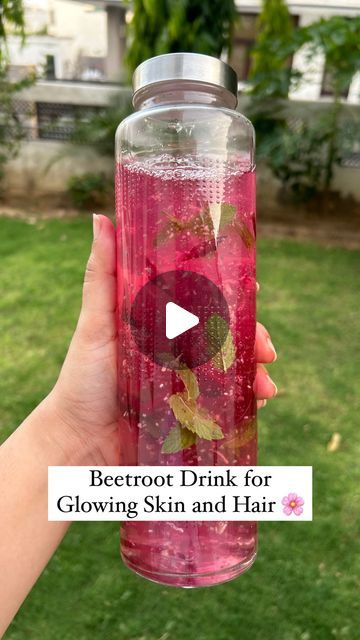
top-left (45, 55), bottom-right (56, 80)
top-left (321, 65), bottom-right (351, 99)
top-left (229, 14), bottom-right (257, 82)
top-left (36, 103), bottom-right (102, 140)
top-left (229, 13), bottom-right (299, 83)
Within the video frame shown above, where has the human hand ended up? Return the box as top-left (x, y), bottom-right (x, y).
top-left (46, 214), bottom-right (119, 466)
top-left (46, 214), bottom-right (277, 466)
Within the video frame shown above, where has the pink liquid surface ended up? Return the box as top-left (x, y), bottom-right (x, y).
top-left (116, 155), bottom-right (257, 587)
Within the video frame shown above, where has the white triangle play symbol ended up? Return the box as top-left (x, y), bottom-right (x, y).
top-left (166, 302), bottom-right (199, 339)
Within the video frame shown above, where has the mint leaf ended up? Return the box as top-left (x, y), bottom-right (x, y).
top-left (177, 368), bottom-right (199, 400)
top-left (168, 393), bottom-right (197, 426)
top-left (205, 314), bottom-right (236, 372)
top-left (168, 393), bottom-right (224, 440)
top-left (155, 212), bottom-right (186, 246)
top-left (161, 423), bottom-right (196, 454)
top-left (221, 417), bottom-right (256, 452)
top-left (234, 220), bottom-right (255, 248)
top-left (213, 330), bottom-right (236, 372)
top-left (191, 406), bottom-right (224, 440)
top-left (209, 203), bottom-right (236, 232)
top-left (155, 203), bottom-right (238, 247)
top-left (191, 203), bottom-right (236, 238)
top-left (220, 203), bottom-right (237, 229)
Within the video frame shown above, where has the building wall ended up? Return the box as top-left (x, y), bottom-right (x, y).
top-left (4, 140), bottom-right (113, 200)
top-left (9, 1), bottom-right (360, 97)
top-left (10, 0), bottom-right (107, 80)
top-left (7, 35), bottom-right (72, 79)
top-left (4, 139), bottom-right (359, 204)
top-left (49, 0), bottom-right (107, 62)
top-left (5, 83), bottom-right (360, 203)
top-left (22, 0), bottom-right (49, 32)
top-left (235, 1), bottom-right (360, 17)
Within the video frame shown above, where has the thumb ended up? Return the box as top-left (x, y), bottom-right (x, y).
top-left (76, 214), bottom-right (117, 347)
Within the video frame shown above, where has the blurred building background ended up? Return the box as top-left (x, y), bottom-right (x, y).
top-left (231, 1), bottom-right (360, 103)
top-left (7, 0), bottom-right (360, 102)
top-left (7, 0), bottom-right (123, 82)
top-left (2, 0), bottom-right (360, 204)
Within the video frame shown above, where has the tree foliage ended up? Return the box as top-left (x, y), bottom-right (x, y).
top-left (125, 0), bottom-right (237, 75)
top-left (249, 7), bottom-right (360, 200)
top-left (67, 172), bottom-right (112, 209)
top-left (0, 0), bottom-right (25, 50)
top-left (299, 16), bottom-right (360, 191)
top-left (249, 0), bottom-right (299, 100)
top-left (303, 16), bottom-right (360, 100)
top-left (246, 0), bottom-right (301, 171)
top-left (0, 0), bottom-right (31, 183)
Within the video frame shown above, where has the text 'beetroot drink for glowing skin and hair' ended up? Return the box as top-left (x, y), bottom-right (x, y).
top-left (115, 53), bottom-right (256, 587)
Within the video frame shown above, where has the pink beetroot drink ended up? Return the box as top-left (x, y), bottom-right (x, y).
top-left (115, 53), bottom-right (257, 587)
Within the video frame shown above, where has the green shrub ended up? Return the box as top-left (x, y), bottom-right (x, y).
top-left (258, 119), bottom-right (332, 201)
top-left (67, 173), bottom-right (111, 210)
top-left (0, 0), bottom-right (35, 184)
top-left (247, 7), bottom-right (360, 201)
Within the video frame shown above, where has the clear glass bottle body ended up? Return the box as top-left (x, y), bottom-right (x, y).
top-left (115, 84), bottom-right (256, 587)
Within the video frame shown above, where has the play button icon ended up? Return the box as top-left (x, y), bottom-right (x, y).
top-left (129, 270), bottom-right (230, 370)
top-left (166, 302), bottom-right (199, 339)
top-left (129, 269), bottom-right (230, 370)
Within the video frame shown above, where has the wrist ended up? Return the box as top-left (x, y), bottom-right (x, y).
top-left (28, 393), bottom-right (99, 466)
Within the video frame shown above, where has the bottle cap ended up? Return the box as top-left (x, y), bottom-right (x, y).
top-left (132, 52), bottom-right (238, 108)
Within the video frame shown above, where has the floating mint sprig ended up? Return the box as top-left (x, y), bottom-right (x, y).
top-left (159, 367), bottom-right (204, 453)
top-left (234, 219), bottom-right (255, 248)
top-left (209, 202), bottom-right (237, 233)
top-left (220, 417), bottom-right (257, 453)
top-left (155, 212), bottom-right (187, 246)
top-left (205, 313), bottom-right (236, 372)
top-left (161, 423), bottom-right (196, 454)
top-left (155, 202), bottom-right (239, 246)
top-left (168, 393), bottom-right (224, 440)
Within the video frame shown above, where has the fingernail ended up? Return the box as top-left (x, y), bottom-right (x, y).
top-left (258, 399), bottom-right (267, 409)
top-left (93, 214), bottom-right (101, 240)
top-left (267, 336), bottom-right (277, 361)
top-left (267, 375), bottom-right (278, 396)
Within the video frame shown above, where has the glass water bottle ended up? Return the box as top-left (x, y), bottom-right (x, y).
top-left (115, 53), bottom-right (257, 587)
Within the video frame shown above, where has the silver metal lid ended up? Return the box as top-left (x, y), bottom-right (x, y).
top-left (132, 52), bottom-right (238, 107)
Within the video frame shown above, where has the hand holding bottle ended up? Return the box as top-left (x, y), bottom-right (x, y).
top-left (49, 214), bottom-right (277, 469)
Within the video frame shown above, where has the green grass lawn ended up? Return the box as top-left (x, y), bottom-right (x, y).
top-left (1, 216), bottom-right (359, 640)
